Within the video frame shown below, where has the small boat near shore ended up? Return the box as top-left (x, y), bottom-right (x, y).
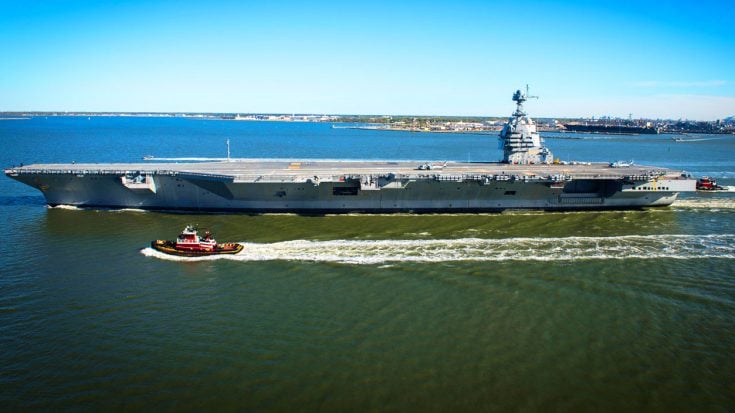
top-left (151, 225), bottom-right (243, 256)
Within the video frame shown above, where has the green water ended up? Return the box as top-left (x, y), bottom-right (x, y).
top-left (2, 206), bottom-right (734, 411)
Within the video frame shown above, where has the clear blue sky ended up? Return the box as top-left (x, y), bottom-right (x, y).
top-left (1, 0), bottom-right (733, 119)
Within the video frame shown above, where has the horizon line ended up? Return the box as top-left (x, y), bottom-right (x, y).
top-left (1, 111), bottom-right (732, 122)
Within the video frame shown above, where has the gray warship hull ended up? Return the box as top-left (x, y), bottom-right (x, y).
top-left (5, 159), bottom-right (695, 212)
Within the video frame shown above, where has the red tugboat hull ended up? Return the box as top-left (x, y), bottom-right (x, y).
top-left (696, 177), bottom-right (724, 191)
top-left (151, 225), bottom-right (244, 256)
top-left (151, 240), bottom-right (244, 257)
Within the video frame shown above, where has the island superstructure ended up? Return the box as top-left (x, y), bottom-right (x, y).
top-left (4, 89), bottom-right (696, 212)
top-left (499, 87), bottom-right (554, 164)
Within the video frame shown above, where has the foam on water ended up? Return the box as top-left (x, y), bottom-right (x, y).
top-left (47, 205), bottom-right (148, 213)
top-left (47, 204), bottom-right (81, 210)
top-left (671, 137), bottom-right (728, 142)
top-left (141, 234), bottom-right (735, 264)
top-left (672, 198), bottom-right (735, 209)
top-left (110, 208), bottom-right (148, 213)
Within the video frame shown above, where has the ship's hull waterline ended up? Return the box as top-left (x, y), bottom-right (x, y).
top-left (5, 160), bottom-right (694, 213)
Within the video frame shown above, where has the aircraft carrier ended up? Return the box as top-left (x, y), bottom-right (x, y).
top-left (562, 122), bottom-right (659, 135)
top-left (4, 89), bottom-right (696, 212)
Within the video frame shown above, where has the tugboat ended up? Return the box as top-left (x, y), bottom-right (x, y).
top-left (696, 177), bottom-right (724, 191)
top-left (151, 225), bottom-right (243, 256)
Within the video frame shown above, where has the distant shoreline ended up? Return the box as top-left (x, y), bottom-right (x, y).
top-left (1, 112), bottom-right (732, 135)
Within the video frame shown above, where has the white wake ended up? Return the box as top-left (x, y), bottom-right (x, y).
top-left (141, 234), bottom-right (735, 264)
top-left (672, 198), bottom-right (735, 209)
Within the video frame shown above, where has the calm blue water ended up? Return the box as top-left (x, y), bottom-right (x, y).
top-left (1, 117), bottom-right (734, 411)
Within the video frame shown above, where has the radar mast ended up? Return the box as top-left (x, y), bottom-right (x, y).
top-left (512, 85), bottom-right (537, 117)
